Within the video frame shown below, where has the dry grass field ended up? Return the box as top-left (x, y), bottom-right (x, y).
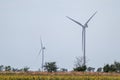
top-left (0, 72), bottom-right (120, 80)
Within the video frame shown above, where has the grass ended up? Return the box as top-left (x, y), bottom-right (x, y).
top-left (0, 71), bottom-right (120, 80)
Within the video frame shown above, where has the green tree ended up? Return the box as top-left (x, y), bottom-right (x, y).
top-left (74, 65), bottom-right (87, 71)
top-left (87, 67), bottom-right (95, 72)
top-left (114, 61), bottom-right (120, 72)
top-left (73, 56), bottom-right (87, 71)
top-left (22, 66), bottom-right (29, 72)
top-left (12, 68), bottom-right (19, 72)
top-left (103, 61), bottom-right (120, 72)
top-left (109, 64), bottom-right (116, 72)
top-left (103, 64), bottom-right (110, 72)
top-left (5, 66), bottom-right (11, 71)
top-left (97, 67), bottom-right (102, 72)
top-left (44, 62), bottom-right (58, 72)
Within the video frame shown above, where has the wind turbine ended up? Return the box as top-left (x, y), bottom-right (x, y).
top-left (38, 37), bottom-right (46, 72)
top-left (66, 12), bottom-right (97, 66)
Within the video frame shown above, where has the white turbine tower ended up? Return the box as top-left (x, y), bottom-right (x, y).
top-left (38, 37), bottom-right (46, 72)
top-left (67, 12), bottom-right (97, 66)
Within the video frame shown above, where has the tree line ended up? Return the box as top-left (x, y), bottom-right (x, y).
top-left (0, 65), bottom-right (29, 72)
top-left (73, 57), bottom-right (120, 72)
top-left (1, 57), bottom-right (120, 73)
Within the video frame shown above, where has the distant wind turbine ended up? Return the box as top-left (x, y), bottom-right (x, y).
top-left (38, 37), bottom-right (46, 72)
top-left (66, 12), bottom-right (97, 66)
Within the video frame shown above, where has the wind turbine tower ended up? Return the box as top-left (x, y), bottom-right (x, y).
top-left (38, 37), bottom-right (46, 72)
top-left (67, 12), bottom-right (97, 66)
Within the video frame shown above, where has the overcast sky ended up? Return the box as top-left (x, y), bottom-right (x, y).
top-left (0, 0), bottom-right (120, 71)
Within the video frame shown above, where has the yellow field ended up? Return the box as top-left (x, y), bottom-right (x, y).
top-left (0, 72), bottom-right (120, 80)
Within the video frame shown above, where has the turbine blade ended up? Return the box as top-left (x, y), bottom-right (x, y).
top-left (38, 49), bottom-right (42, 56)
top-left (40, 37), bottom-right (43, 49)
top-left (66, 16), bottom-right (84, 27)
top-left (38, 36), bottom-right (43, 56)
top-left (85, 11), bottom-right (97, 25)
